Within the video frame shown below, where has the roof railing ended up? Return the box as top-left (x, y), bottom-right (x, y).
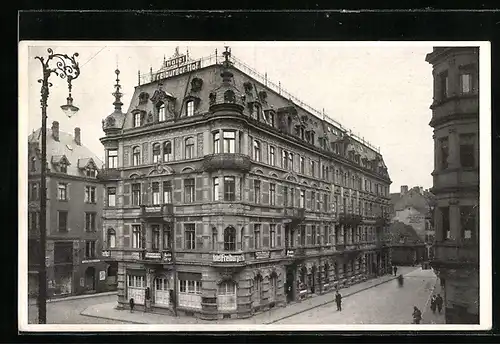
top-left (139, 52), bottom-right (380, 154)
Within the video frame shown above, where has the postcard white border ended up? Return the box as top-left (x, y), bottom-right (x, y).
top-left (18, 40), bottom-right (491, 332)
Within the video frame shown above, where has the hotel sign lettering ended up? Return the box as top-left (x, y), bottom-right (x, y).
top-left (153, 60), bottom-right (202, 81)
top-left (212, 253), bottom-right (245, 263)
top-left (165, 55), bottom-right (187, 69)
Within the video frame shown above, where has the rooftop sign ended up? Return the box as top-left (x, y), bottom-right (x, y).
top-left (152, 54), bottom-right (201, 82)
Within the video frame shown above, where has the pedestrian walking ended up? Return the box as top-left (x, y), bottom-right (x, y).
top-left (435, 294), bottom-right (443, 314)
top-left (412, 306), bottom-right (422, 324)
top-left (129, 297), bottom-right (135, 313)
top-left (335, 290), bottom-right (342, 311)
top-left (393, 265), bottom-right (398, 276)
top-left (430, 295), bottom-right (437, 314)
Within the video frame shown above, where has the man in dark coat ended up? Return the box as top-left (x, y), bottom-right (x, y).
top-left (129, 297), bottom-right (135, 313)
top-left (393, 265), bottom-right (398, 276)
top-left (430, 295), bottom-right (437, 313)
top-left (335, 290), bottom-right (342, 311)
top-left (412, 306), bottom-right (422, 324)
top-left (435, 294), bottom-right (443, 313)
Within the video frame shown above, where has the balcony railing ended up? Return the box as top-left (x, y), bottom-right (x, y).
top-left (140, 203), bottom-right (174, 219)
top-left (432, 242), bottom-right (478, 267)
top-left (339, 212), bottom-right (363, 226)
top-left (283, 207), bottom-right (306, 224)
top-left (202, 153), bottom-right (251, 172)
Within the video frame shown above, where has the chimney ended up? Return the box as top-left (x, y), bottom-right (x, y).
top-left (52, 121), bottom-right (59, 141)
top-left (419, 186), bottom-right (423, 194)
top-left (400, 185), bottom-right (408, 196)
top-left (74, 127), bottom-right (81, 146)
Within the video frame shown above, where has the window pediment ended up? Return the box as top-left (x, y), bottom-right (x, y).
top-left (51, 155), bottom-right (71, 166)
top-left (150, 89), bottom-right (176, 105)
top-left (77, 157), bottom-right (98, 171)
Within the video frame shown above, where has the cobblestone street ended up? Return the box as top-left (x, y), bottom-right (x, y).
top-left (275, 267), bottom-right (444, 324)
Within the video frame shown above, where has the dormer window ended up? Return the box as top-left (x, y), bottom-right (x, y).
top-left (268, 111), bottom-right (275, 127)
top-left (86, 168), bottom-right (97, 178)
top-left (186, 100), bottom-right (194, 117)
top-left (60, 163), bottom-right (67, 173)
top-left (158, 102), bottom-right (166, 122)
top-left (134, 113), bottom-right (142, 127)
top-left (300, 127), bottom-right (305, 140)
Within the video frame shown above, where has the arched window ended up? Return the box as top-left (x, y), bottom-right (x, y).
top-left (157, 102), bottom-right (166, 122)
top-left (253, 274), bottom-right (263, 306)
top-left (269, 274), bottom-right (278, 303)
top-left (133, 113), bottom-right (141, 127)
top-left (212, 227), bottom-right (218, 250)
top-left (213, 131), bottom-right (220, 154)
top-left (107, 228), bottom-right (116, 248)
top-left (185, 137), bottom-right (195, 159)
top-left (217, 281), bottom-right (237, 311)
top-left (163, 141), bottom-right (173, 162)
top-left (253, 140), bottom-right (261, 162)
top-left (186, 100), bottom-right (194, 117)
top-left (224, 226), bottom-right (236, 251)
top-left (152, 143), bottom-right (161, 163)
top-left (224, 90), bottom-right (235, 103)
top-left (132, 146), bottom-right (141, 166)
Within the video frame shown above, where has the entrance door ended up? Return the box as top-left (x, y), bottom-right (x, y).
top-left (285, 225), bottom-right (290, 248)
top-left (154, 277), bottom-right (170, 307)
top-left (84, 267), bottom-right (96, 291)
top-left (285, 266), bottom-right (295, 303)
top-left (311, 266), bottom-right (317, 294)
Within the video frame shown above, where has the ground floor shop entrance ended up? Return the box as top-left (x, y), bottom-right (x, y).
top-left (154, 276), bottom-right (170, 307)
top-left (285, 265), bottom-right (295, 303)
top-left (84, 267), bottom-right (96, 292)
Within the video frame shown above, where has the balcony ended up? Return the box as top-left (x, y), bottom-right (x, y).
top-left (431, 242), bottom-right (479, 268)
top-left (202, 153), bottom-right (251, 172)
top-left (140, 203), bottom-right (174, 220)
top-left (97, 168), bottom-right (121, 181)
top-left (339, 212), bottom-right (363, 226)
top-left (283, 207), bottom-right (306, 225)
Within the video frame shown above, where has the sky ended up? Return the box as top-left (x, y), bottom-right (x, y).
top-left (22, 41), bottom-right (435, 193)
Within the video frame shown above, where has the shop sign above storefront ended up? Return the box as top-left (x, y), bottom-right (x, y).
top-left (81, 259), bottom-right (100, 264)
top-left (255, 251), bottom-right (270, 259)
top-left (163, 252), bottom-right (172, 262)
top-left (144, 252), bottom-right (162, 260)
top-left (286, 249), bottom-right (295, 257)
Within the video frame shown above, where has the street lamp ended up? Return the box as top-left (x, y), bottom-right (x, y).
top-left (34, 48), bottom-right (80, 324)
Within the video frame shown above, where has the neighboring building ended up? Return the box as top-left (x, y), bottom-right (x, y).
top-left (389, 185), bottom-right (436, 260)
top-left (99, 48), bottom-right (392, 320)
top-left (388, 221), bottom-right (426, 266)
top-left (28, 123), bottom-right (114, 298)
top-left (426, 47), bottom-right (479, 323)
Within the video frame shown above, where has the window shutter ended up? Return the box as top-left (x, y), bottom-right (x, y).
top-left (307, 225), bottom-right (312, 245)
top-left (262, 181), bottom-right (269, 205)
top-left (197, 133), bottom-right (203, 157)
top-left (123, 184), bottom-right (130, 206)
top-left (196, 223), bottom-right (203, 250)
top-left (277, 184), bottom-right (284, 206)
top-left (67, 183), bottom-right (71, 201)
top-left (306, 190), bottom-right (311, 209)
top-left (173, 178), bottom-right (182, 203)
top-left (276, 224), bottom-right (282, 247)
top-left (174, 137), bottom-right (182, 160)
top-left (123, 236), bottom-right (130, 248)
top-left (262, 223), bottom-right (270, 248)
top-left (142, 142), bottom-right (149, 164)
top-left (195, 177), bottom-right (203, 201)
top-left (142, 181), bottom-right (149, 205)
top-left (248, 179), bottom-right (254, 202)
top-left (249, 225), bottom-right (254, 249)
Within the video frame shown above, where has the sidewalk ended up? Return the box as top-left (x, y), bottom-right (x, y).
top-left (81, 266), bottom-right (418, 325)
top-left (29, 291), bottom-right (117, 306)
top-left (421, 277), bottom-right (446, 325)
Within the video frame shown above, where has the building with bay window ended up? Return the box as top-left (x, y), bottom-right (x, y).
top-left (99, 48), bottom-right (392, 320)
top-left (426, 47), bottom-right (479, 323)
top-left (28, 124), bottom-right (114, 299)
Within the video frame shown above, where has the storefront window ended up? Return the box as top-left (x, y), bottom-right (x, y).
top-left (178, 278), bottom-right (202, 309)
top-left (127, 274), bottom-right (145, 305)
top-left (218, 281), bottom-right (237, 311)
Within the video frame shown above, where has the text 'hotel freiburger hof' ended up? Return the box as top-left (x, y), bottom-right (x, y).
top-left (99, 47), bottom-right (393, 321)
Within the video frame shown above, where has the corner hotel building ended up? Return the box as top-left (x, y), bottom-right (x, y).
top-left (99, 47), bottom-right (393, 320)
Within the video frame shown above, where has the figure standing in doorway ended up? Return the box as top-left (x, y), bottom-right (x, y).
top-left (435, 294), bottom-right (443, 314)
top-left (393, 265), bottom-right (398, 276)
